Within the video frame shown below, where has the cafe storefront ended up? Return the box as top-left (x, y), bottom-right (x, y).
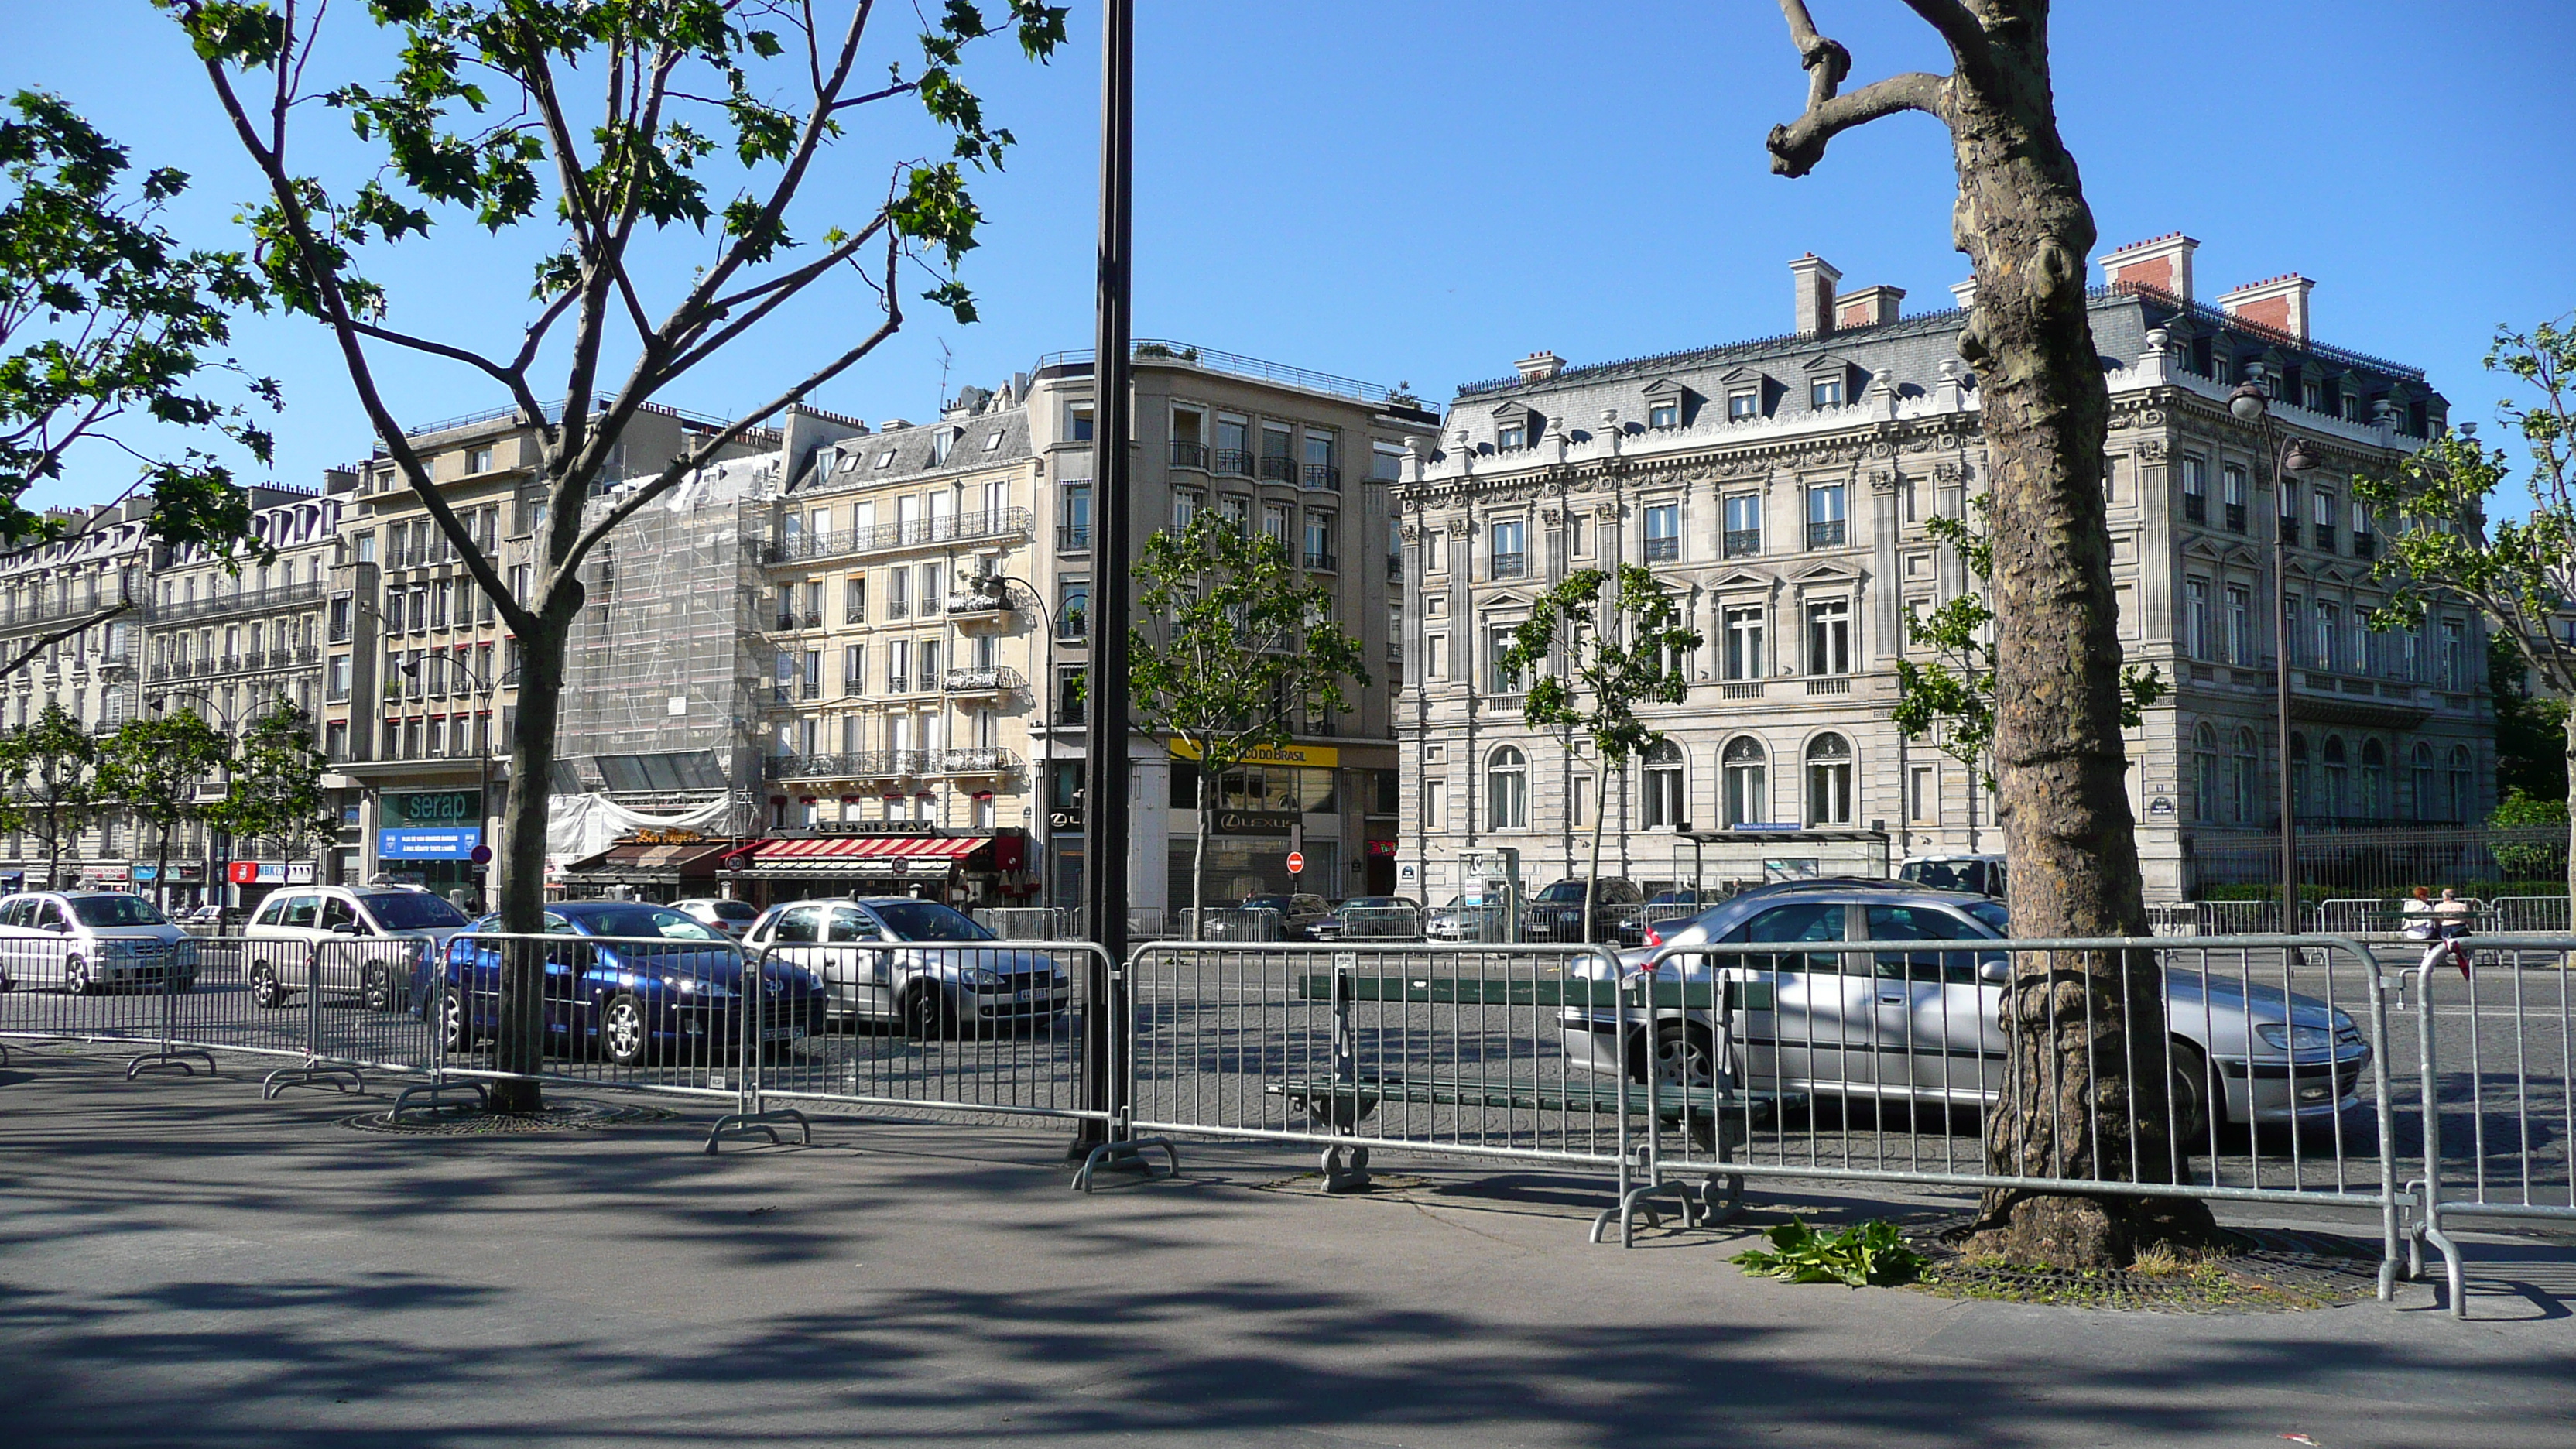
top-left (716, 822), bottom-right (1029, 909)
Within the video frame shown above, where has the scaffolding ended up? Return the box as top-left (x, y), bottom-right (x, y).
top-left (555, 453), bottom-right (777, 837)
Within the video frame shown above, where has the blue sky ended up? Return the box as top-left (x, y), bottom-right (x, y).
top-left (8, 2), bottom-right (2573, 508)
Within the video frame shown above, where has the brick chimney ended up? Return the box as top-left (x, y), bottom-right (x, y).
top-left (1514, 351), bottom-right (1565, 383)
top-left (1790, 253), bottom-right (1842, 337)
top-left (2217, 274), bottom-right (2315, 343)
top-left (2099, 232), bottom-right (2199, 301)
top-left (1834, 284), bottom-right (1906, 330)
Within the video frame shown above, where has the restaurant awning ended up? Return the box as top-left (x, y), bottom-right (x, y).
top-left (722, 834), bottom-right (990, 877)
top-left (560, 840), bottom-right (742, 884)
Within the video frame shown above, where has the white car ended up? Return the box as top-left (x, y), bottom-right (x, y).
top-left (243, 886), bottom-right (474, 1011)
top-left (0, 891), bottom-right (197, 993)
top-left (670, 897), bottom-right (761, 940)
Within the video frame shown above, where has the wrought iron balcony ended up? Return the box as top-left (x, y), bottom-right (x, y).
top-left (942, 665), bottom-right (1026, 696)
top-left (1057, 523), bottom-right (1091, 553)
top-left (766, 506), bottom-right (1033, 565)
top-left (1643, 536), bottom-right (1680, 562)
top-left (1169, 440), bottom-right (1210, 470)
top-left (1213, 447), bottom-right (1255, 478)
top-left (2182, 493), bottom-right (2206, 522)
top-left (1302, 464), bottom-right (1340, 492)
top-left (1489, 551), bottom-right (1526, 580)
top-left (1806, 519), bottom-right (1847, 550)
top-left (935, 746), bottom-right (1019, 775)
top-left (1724, 529), bottom-right (1762, 558)
top-left (2225, 503), bottom-right (2247, 532)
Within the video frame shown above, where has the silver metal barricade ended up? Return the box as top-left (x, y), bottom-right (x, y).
top-left (1331, 906), bottom-right (1422, 941)
top-left (2487, 896), bottom-right (2570, 934)
top-left (2395, 933), bottom-right (2576, 1318)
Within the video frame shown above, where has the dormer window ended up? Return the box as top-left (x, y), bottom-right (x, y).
top-left (1492, 402), bottom-right (1540, 452)
top-left (1496, 422), bottom-right (1525, 450)
top-left (1728, 389), bottom-right (1760, 420)
top-left (1649, 401), bottom-right (1678, 430)
top-left (1810, 377), bottom-right (1844, 408)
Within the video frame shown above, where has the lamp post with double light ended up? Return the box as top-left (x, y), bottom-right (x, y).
top-left (2228, 375), bottom-right (2320, 933)
top-left (973, 571), bottom-right (1059, 915)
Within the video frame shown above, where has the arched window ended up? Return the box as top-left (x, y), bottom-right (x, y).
top-left (2412, 742), bottom-right (2436, 818)
top-left (1641, 740), bottom-right (1686, 831)
top-left (1805, 732), bottom-right (1854, 826)
top-left (2194, 724), bottom-right (2220, 822)
top-left (1723, 737), bottom-right (1767, 827)
top-left (2322, 735), bottom-right (2349, 818)
top-left (2448, 745), bottom-right (2472, 823)
top-left (2288, 732), bottom-right (2310, 817)
top-left (1486, 745), bottom-right (1528, 831)
top-left (2360, 738), bottom-right (2387, 817)
top-left (2233, 728), bottom-right (2260, 825)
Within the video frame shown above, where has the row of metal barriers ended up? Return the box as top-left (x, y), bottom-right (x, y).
top-left (1, 927), bottom-right (2567, 1317)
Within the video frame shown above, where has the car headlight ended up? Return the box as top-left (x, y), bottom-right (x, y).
top-left (961, 968), bottom-right (1002, 988)
top-left (2255, 1022), bottom-right (2335, 1053)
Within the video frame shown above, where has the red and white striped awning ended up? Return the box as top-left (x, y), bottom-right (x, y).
top-left (723, 835), bottom-right (988, 875)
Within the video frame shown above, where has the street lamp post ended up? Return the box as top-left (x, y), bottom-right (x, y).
top-left (973, 573), bottom-right (1057, 915)
top-left (2228, 377), bottom-right (2320, 934)
top-left (399, 650), bottom-right (500, 912)
top-left (147, 688), bottom-right (236, 922)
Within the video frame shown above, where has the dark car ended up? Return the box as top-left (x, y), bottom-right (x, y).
top-left (1522, 878), bottom-right (1646, 944)
top-left (1240, 893), bottom-right (1335, 941)
top-left (416, 901), bottom-right (825, 1067)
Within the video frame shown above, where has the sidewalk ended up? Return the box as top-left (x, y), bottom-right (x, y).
top-left (1, 1044), bottom-right (2568, 1449)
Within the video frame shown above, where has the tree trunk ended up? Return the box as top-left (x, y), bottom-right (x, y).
top-left (1585, 766), bottom-right (1610, 944)
top-left (155, 831), bottom-right (172, 918)
top-left (1946, 24), bottom-right (2214, 1265)
top-left (491, 611), bottom-right (572, 1113)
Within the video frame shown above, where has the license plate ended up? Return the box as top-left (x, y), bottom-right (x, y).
top-left (761, 1026), bottom-right (807, 1042)
top-left (1014, 988), bottom-right (1035, 1002)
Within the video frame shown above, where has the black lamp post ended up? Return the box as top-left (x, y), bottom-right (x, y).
top-left (2228, 376), bottom-right (2320, 933)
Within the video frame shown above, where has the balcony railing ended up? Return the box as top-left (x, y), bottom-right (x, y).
top-left (2182, 493), bottom-right (2206, 522)
top-left (2225, 502), bottom-right (2247, 533)
top-left (764, 746), bottom-right (1022, 781)
top-left (1057, 523), bottom-right (1091, 553)
top-left (0, 591), bottom-right (126, 631)
top-left (1643, 536), bottom-right (1680, 562)
top-left (1724, 529), bottom-right (1761, 558)
top-left (1057, 611), bottom-right (1088, 643)
top-left (1213, 447), bottom-right (1255, 477)
top-left (766, 506), bottom-right (1033, 564)
top-left (1490, 551), bottom-right (1526, 579)
top-left (1258, 455), bottom-right (1297, 485)
top-left (1805, 677), bottom-right (1852, 696)
top-left (2280, 517), bottom-right (2300, 544)
top-left (943, 665), bottom-right (1026, 695)
top-left (1303, 550), bottom-right (1338, 572)
top-left (142, 578), bottom-right (324, 625)
top-left (2353, 533), bottom-right (2377, 560)
top-left (2314, 523), bottom-right (2338, 553)
top-left (1169, 441), bottom-right (1210, 470)
top-left (1302, 464), bottom-right (1340, 492)
top-left (936, 746), bottom-right (1019, 774)
top-left (944, 589), bottom-right (1012, 617)
top-left (1806, 519), bottom-right (1847, 550)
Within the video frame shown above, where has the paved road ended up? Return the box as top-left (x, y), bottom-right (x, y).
top-left (2, 1046), bottom-right (2571, 1448)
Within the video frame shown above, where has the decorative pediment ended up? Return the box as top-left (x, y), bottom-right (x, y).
top-left (2180, 536), bottom-right (2228, 562)
top-left (1718, 365), bottom-right (1770, 388)
top-left (1642, 377), bottom-right (1690, 403)
top-left (1492, 400), bottom-right (1542, 430)
top-left (1790, 560), bottom-right (1863, 585)
top-left (1478, 591), bottom-right (1533, 612)
top-left (1709, 570), bottom-right (1776, 592)
top-left (1801, 351), bottom-right (1856, 376)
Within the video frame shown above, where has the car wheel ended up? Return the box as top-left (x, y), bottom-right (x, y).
top-left (2167, 1039), bottom-right (2215, 1143)
top-left (599, 992), bottom-right (649, 1068)
top-left (249, 962), bottom-right (285, 1009)
top-left (904, 985), bottom-right (952, 1041)
top-left (64, 958), bottom-right (93, 996)
top-left (361, 965), bottom-right (395, 1013)
top-left (440, 990), bottom-right (473, 1053)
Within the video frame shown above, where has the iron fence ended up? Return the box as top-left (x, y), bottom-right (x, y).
top-left (2192, 826), bottom-right (2568, 896)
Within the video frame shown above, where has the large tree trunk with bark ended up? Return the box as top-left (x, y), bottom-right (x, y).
top-left (1766, 0), bottom-right (2215, 1266)
top-left (491, 608), bottom-right (575, 1113)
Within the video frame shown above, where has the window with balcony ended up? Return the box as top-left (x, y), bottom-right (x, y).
top-left (1259, 423), bottom-right (1296, 483)
top-left (1302, 512), bottom-right (1335, 571)
top-left (888, 640), bottom-right (910, 695)
top-left (2222, 464), bottom-right (2248, 533)
top-left (887, 567), bottom-right (909, 620)
top-left (2185, 577), bottom-right (2210, 659)
top-left (1724, 605), bottom-right (1765, 681)
top-left (2279, 479), bottom-right (2300, 544)
top-left (918, 563), bottom-right (943, 617)
top-left (2226, 585), bottom-right (2252, 665)
top-left (1303, 432), bottom-right (1338, 492)
top-left (1724, 494), bottom-right (1761, 557)
top-left (1489, 518), bottom-right (1526, 579)
top-left (1805, 483), bottom-right (1846, 550)
top-left (2180, 456), bottom-right (2207, 522)
top-left (801, 649), bottom-right (823, 700)
top-left (2313, 488), bottom-right (2339, 553)
top-left (844, 574), bottom-right (867, 625)
top-left (1487, 625), bottom-right (1523, 696)
top-left (1643, 502), bottom-right (1680, 562)
top-left (1214, 414), bottom-right (1252, 476)
top-left (1058, 580), bottom-right (1088, 642)
top-left (1060, 484), bottom-right (1091, 553)
top-left (1169, 408), bottom-right (1207, 470)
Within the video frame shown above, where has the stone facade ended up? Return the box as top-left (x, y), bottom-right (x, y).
top-left (1394, 245), bottom-right (2486, 906)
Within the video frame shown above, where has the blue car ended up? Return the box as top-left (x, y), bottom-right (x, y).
top-left (413, 902), bottom-right (826, 1067)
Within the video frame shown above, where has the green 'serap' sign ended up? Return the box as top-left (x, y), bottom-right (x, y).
top-left (384, 790), bottom-right (483, 827)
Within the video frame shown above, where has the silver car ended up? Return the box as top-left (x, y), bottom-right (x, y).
top-left (745, 897), bottom-right (1073, 1035)
top-left (1559, 879), bottom-right (2369, 1132)
top-left (0, 892), bottom-right (197, 993)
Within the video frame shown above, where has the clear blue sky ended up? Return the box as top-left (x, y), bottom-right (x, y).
top-left (8, 2), bottom-right (2572, 508)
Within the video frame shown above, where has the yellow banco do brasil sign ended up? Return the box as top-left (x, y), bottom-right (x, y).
top-left (1166, 739), bottom-right (1340, 769)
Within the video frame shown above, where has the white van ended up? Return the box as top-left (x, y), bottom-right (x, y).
top-left (0, 891), bottom-right (197, 993)
top-left (244, 886), bottom-right (474, 1010)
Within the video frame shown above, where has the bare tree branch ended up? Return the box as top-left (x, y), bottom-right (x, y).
top-left (1768, 70), bottom-right (1950, 178)
top-left (1897, 0), bottom-right (1998, 80)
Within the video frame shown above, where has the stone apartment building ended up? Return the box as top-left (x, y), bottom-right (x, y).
top-left (1395, 235), bottom-right (2486, 905)
top-left (740, 341), bottom-right (1439, 917)
top-left (0, 502), bottom-right (152, 890)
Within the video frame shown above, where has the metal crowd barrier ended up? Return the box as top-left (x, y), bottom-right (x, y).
top-left (972, 906), bottom-right (1071, 942)
top-left (1330, 905), bottom-right (1423, 940)
top-left (1173, 906), bottom-right (1283, 942)
top-left (2486, 896), bottom-right (2571, 934)
top-left (2393, 933), bottom-right (2576, 1318)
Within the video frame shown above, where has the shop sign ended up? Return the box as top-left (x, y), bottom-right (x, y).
top-left (1170, 739), bottom-right (1339, 769)
top-left (1211, 808), bottom-right (1297, 838)
top-left (623, 827), bottom-right (706, 844)
top-left (89, 865), bottom-right (132, 883)
top-left (384, 790), bottom-right (483, 827)
top-left (1366, 839), bottom-right (1399, 858)
top-left (1048, 807), bottom-right (1084, 831)
top-left (381, 826), bottom-right (483, 860)
top-left (227, 861), bottom-right (319, 885)
top-left (814, 820), bottom-right (935, 836)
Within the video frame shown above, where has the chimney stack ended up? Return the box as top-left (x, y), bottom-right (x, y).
top-left (2217, 274), bottom-right (2315, 343)
top-left (1790, 253), bottom-right (1842, 337)
top-left (1947, 277), bottom-right (1978, 311)
top-left (1834, 284), bottom-right (1906, 330)
top-left (2098, 232), bottom-right (2199, 301)
top-left (1514, 351), bottom-right (1564, 383)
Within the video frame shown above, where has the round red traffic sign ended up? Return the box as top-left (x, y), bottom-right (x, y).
top-left (1286, 851), bottom-right (1305, 875)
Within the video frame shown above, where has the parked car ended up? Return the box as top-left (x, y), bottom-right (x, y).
top-left (0, 891), bottom-right (196, 994)
top-left (418, 901), bottom-right (824, 1067)
top-left (1238, 893), bottom-right (1334, 941)
top-left (1424, 893), bottom-right (1506, 943)
top-left (1560, 878), bottom-right (2369, 1133)
top-left (1522, 877), bottom-right (1646, 944)
top-left (670, 897), bottom-right (761, 940)
top-left (1897, 853), bottom-right (2008, 899)
top-left (245, 885), bottom-right (475, 1011)
top-left (1314, 896), bottom-right (1423, 941)
top-left (744, 897), bottom-right (1072, 1035)
top-left (1623, 888), bottom-right (1726, 947)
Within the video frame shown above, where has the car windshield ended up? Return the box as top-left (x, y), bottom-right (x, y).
top-left (870, 901), bottom-right (993, 942)
top-left (70, 896), bottom-right (165, 927)
top-left (1905, 861), bottom-right (1989, 894)
top-left (360, 892), bottom-right (471, 930)
top-left (574, 906), bottom-right (724, 941)
top-left (1536, 883), bottom-right (1588, 902)
top-left (1964, 899), bottom-right (2009, 933)
top-left (706, 900), bottom-right (759, 921)
top-left (1242, 896), bottom-right (1291, 911)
